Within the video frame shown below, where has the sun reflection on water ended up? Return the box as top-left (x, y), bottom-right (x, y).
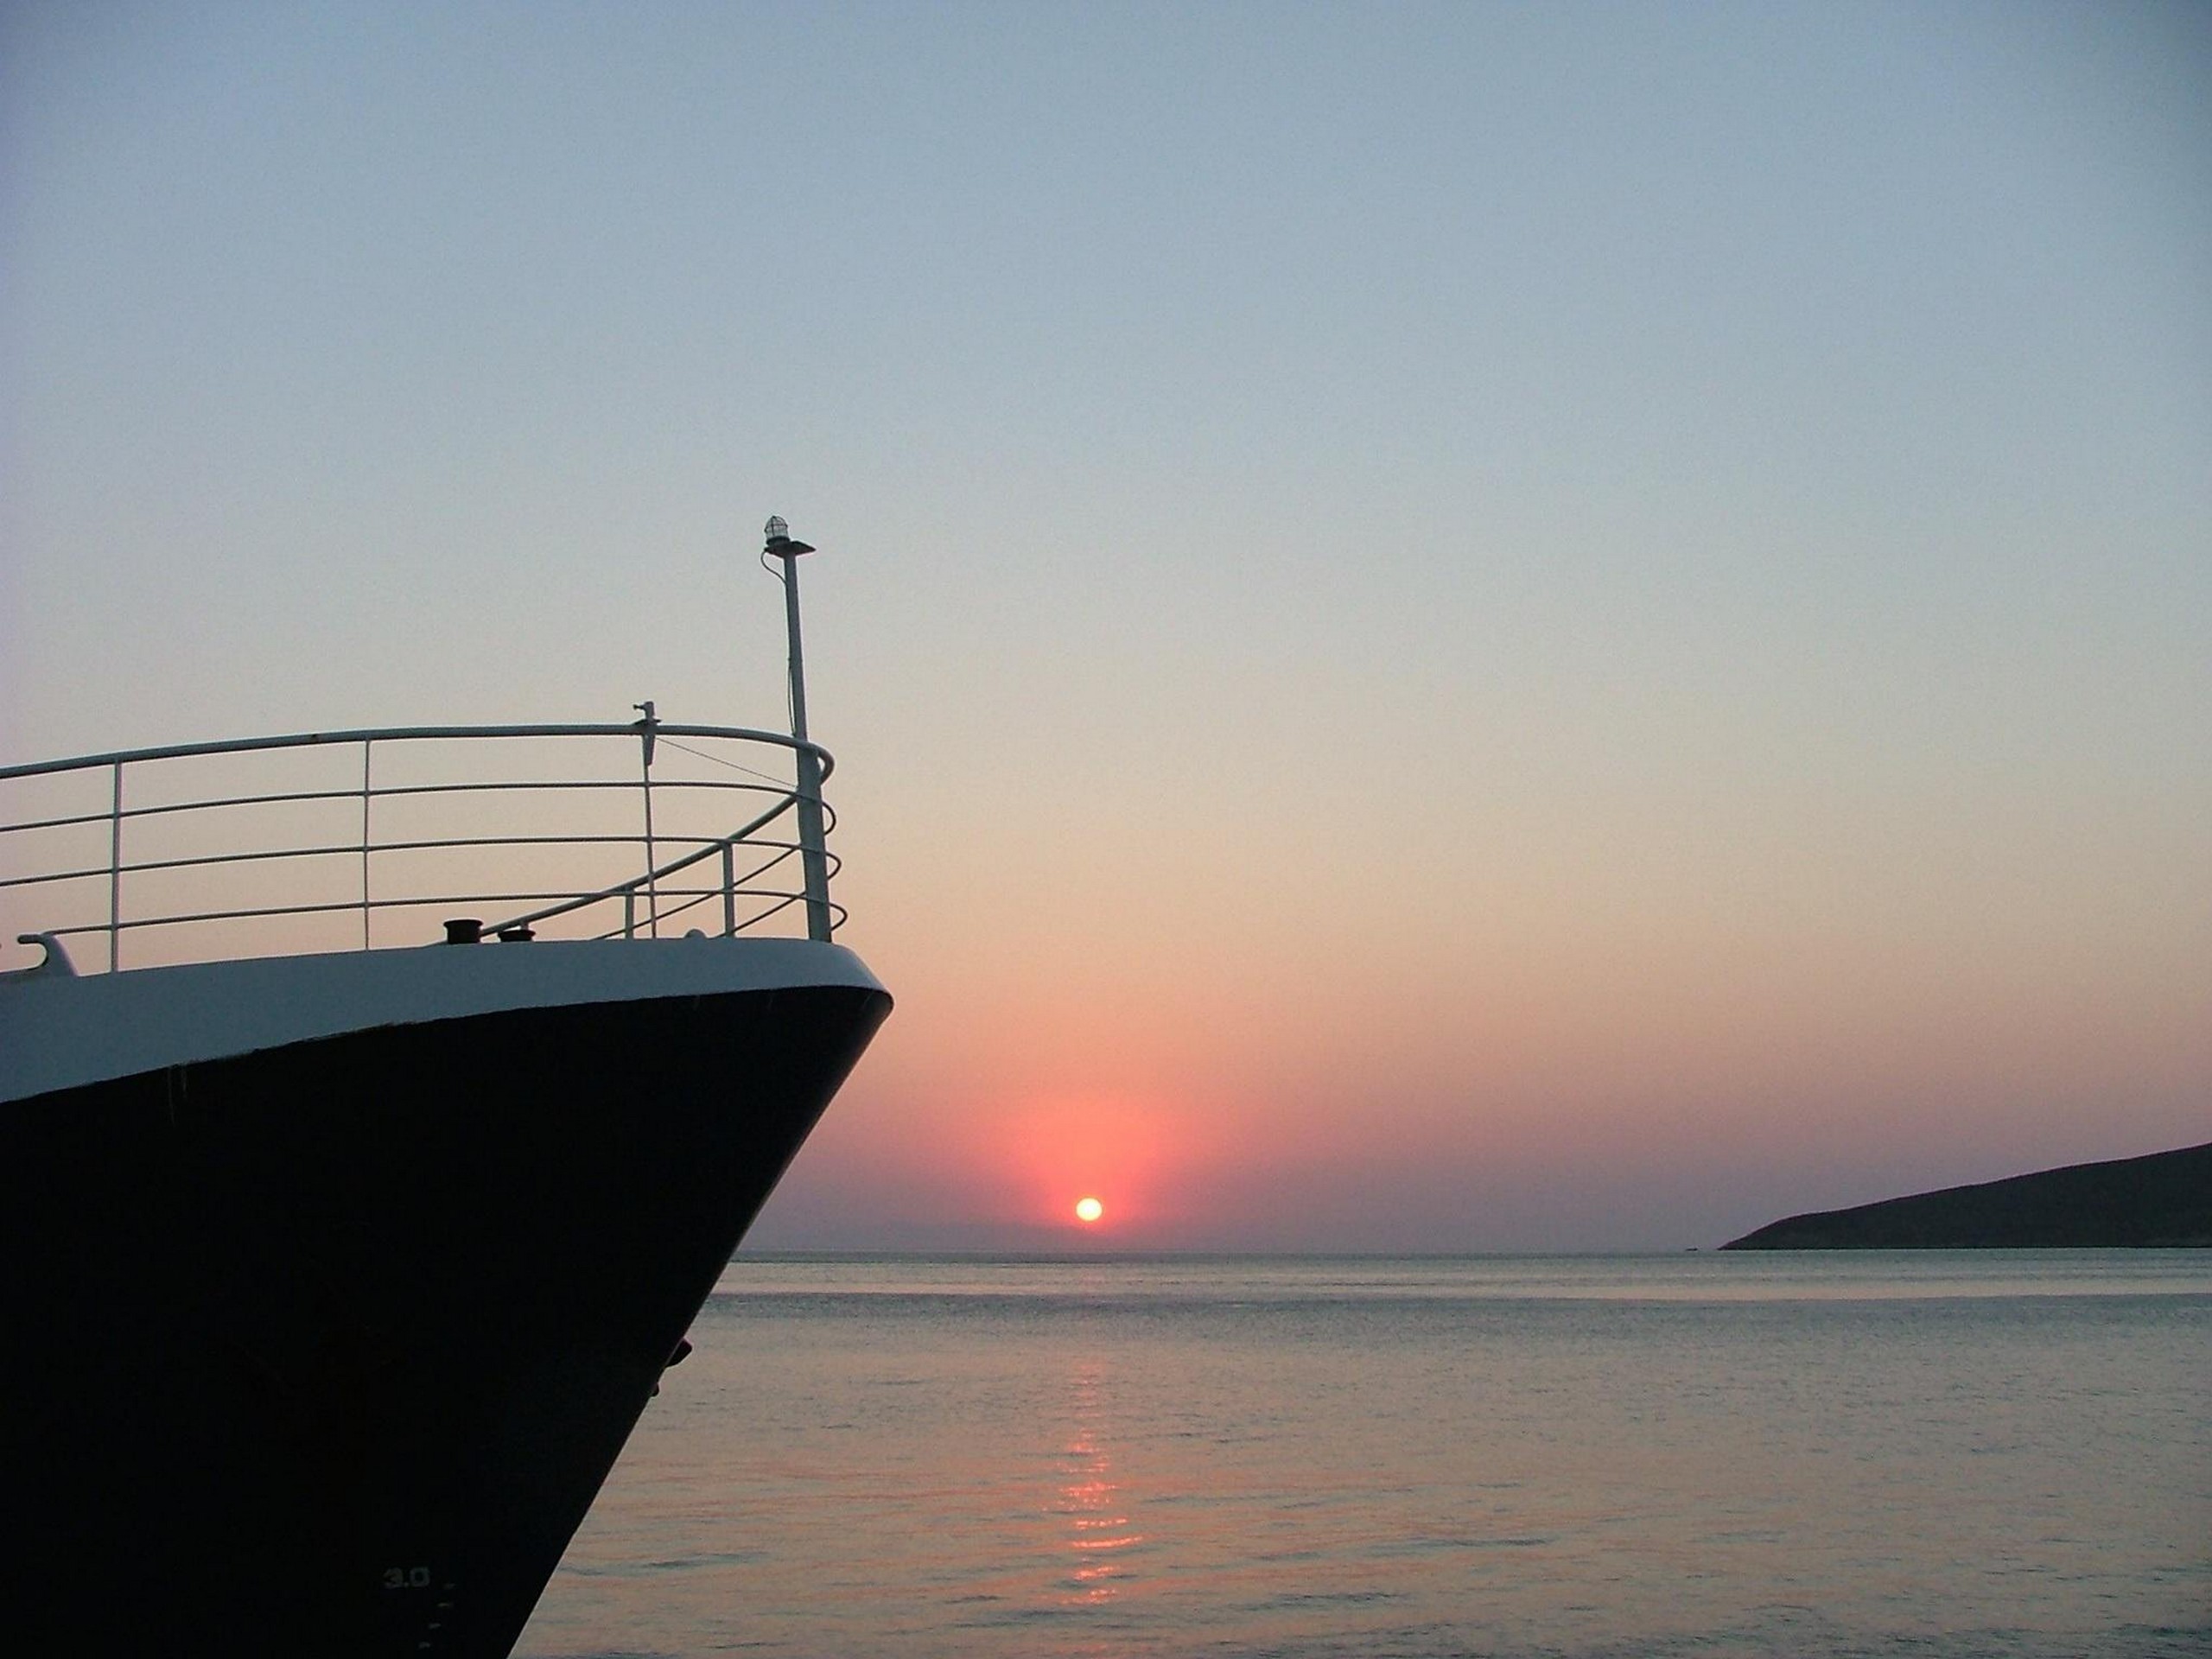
top-left (1053, 1363), bottom-right (1144, 1606)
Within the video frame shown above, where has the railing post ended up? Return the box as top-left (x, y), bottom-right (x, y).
top-left (107, 760), bottom-right (123, 972)
top-left (624, 888), bottom-right (636, 940)
top-left (359, 739), bottom-right (373, 950)
top-left (721, 841), bottom-right (737, 937)
top-left (634, 702), bottom-right (660, 938)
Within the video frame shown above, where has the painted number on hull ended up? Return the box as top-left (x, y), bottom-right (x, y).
top-left (384, 1566), bottom-right (433, 1590)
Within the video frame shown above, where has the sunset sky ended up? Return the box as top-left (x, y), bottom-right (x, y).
top-left (5, 2), bottom-right (2207, 1248)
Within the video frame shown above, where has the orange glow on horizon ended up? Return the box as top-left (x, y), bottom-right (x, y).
top-left (985, 1092), bottom-right (1214, 1235)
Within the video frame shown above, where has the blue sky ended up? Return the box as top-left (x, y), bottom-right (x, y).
top-left (4, 2), bottom-right (2208, 1246)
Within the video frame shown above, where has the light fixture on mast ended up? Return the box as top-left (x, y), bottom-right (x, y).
top-left (764, 515), bottom-right (832, 942)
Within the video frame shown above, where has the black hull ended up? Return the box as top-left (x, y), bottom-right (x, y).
top-left (1, 978), bottom-right (889, 1656)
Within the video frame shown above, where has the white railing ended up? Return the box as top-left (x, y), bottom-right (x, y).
top-left (0, 718), bottom-right (842, 974)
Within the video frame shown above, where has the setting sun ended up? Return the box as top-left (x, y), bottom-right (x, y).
top-left (1074, 1197), bottom-right (1104, 1224)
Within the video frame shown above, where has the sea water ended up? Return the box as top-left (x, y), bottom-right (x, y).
top-left (515, 1253), bottom-right (2211, 1657)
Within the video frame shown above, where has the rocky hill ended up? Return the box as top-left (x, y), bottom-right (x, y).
top-left (1721, 1141), bottom-right (2212, 1249)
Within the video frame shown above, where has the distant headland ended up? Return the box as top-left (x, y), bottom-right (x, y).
top-left (1721, 1141), bottom-right (2212, 1249)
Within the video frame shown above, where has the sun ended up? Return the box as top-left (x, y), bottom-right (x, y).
top-left (1074, 1196), bottom-right (1104, 1224)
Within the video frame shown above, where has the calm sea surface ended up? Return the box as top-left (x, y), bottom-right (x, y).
top-left (516, 1253), bottom-right (2211, 1658)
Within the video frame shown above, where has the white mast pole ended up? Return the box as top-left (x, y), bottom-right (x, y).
top-left (765, 515), bottom-right (833, 942)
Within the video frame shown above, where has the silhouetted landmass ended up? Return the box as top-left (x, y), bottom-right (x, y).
top-left (1721, 1141), bottom-right (2212, 1249)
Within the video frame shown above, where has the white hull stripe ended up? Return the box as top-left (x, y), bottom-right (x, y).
top-left (0, 937), bottom-right (886, 1104)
